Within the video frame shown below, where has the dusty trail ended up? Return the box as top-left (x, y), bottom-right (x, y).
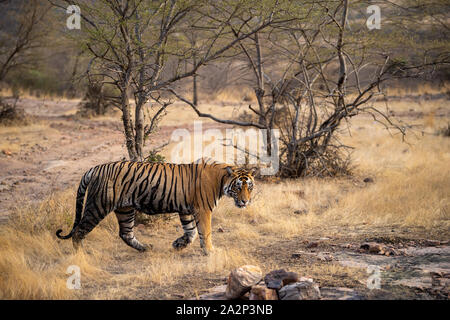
top-left (0, 98), bottom-right (224, 222)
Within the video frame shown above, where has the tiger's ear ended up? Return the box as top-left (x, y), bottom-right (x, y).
top-left (225, 166), bottom-right (234, 176)
top-left (249, 167), bottom-right (259, 176)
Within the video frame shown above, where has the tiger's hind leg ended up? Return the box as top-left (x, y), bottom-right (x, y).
top-left (72, 203), bottom-right (110, 251)
top-left (172, 214), bottom-right (198, 250)
top-left (115, 208), bottom-right (149, 252)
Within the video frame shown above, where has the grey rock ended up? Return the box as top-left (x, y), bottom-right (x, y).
top-left (278, 280), bottom-right (321, 300)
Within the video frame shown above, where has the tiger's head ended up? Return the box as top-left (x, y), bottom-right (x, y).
top-left (223, 167), bottom-right (258, 208)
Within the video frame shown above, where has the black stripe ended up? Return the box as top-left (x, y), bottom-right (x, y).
top-left (120, 162), bottom-right (135, 185)
top-left (122, 164), bottom-right (139, 197)
top-left (137, 164), bottom-right (155, 199)
top-left (180, 165), bottom-right (188, 210)
top-left (166, 165), bottom-right (176, 211)
top-left (112, 162), bottom-right (126, 205)
top-left (158, 165), bottom-right (168, 211)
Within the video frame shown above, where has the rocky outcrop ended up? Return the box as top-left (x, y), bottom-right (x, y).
top-left (225, 265), bottom-right (263, 299)
top-left (197, 265), bottom-right (323, 300)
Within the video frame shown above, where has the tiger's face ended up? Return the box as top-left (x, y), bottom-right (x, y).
top-left (223, 167), bottom-right (258, 208)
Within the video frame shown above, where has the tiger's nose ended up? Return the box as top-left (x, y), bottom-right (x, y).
top-left (239, 200), bottom-right (249, 206)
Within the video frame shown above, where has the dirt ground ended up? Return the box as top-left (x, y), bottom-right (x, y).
top-left (0, 98), bottom-right (226, 221)
top-left (0, 96), bottom-right (448, 300)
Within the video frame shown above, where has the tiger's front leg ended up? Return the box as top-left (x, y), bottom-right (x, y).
top-left (195, 209), bottom-right (213, 256)
top-left (172, 214), bottom-right (198, 250)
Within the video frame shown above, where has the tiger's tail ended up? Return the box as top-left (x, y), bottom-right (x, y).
top-left (56, 168), bottom-right (94, 240)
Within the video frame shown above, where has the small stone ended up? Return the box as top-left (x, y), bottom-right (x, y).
top-left (278, 281), bottom-right (321, 300)
top-left (226, 265), bottom-right (262, 299)
top-left (294, 209), bottom-right (308, 215)
top-left (307, 241), bottom-right (319, 249)
top-left (363, 177), bottom-right (374, 183)
top-left (217, 227), bottom-right (225, 233)
top-left (264, 269), bottom-right (299, 290)
top-left (317, 252), bottom-right (333, 261)
top-left (425, 240), bottom-right (441, 246)
top-left (295, 190), bottom-right (305, 198)
top-left (360, 242), bottom-right (383, 254)
top-left (249, 284), bottom-right (278, 300)
top-left (384, 248), bottom-right (398, 256)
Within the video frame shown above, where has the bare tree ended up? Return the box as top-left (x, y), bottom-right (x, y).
top-left (51, 0), bottom-right (284, 161)
top-left (172, 0), bottom-right (449, 177)
top-left (0, 0), bottom-right (50, 124)
top-left (0, 0), bottom-right (49, 85)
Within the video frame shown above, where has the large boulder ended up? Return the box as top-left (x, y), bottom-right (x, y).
top-left (278, 280), bottom-right (321, 300)
top-left (226, 265), bottom-right (263, 299)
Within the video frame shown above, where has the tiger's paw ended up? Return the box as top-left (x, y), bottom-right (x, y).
top-left (172, 235), bottom-right (192, 250)
top-left (201, 245), bottom-right (214, 256)
top-left (137, 243), bottom-right (152, 252)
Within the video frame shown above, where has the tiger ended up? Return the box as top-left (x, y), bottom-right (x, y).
top-left (56, 159), bottom-right (257, 255)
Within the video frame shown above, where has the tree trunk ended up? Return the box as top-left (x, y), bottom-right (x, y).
top-left (121, 89), bottom-right (139, 161)
top-left (134, 99), bottom-right (144, 161)
top-left (193, 55), bottom-right (198, 106)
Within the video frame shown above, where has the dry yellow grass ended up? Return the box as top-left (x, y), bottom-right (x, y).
top-left (0, 87), bottom-right (80, 102)
top-left (322, 134), bottom-right (450, 229)
top-left (0, 93), bottom-right (448, 299)
top-left (159, 102), bottom-right (245, 127)
top-left (385, 82), bottom-right (450, 97)
top-left (209, 86), bottom-right (257, 104)
top-left (0, 190), bottom-right (250, 299)
top-left (0, 123), bottom-right (52, 154)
